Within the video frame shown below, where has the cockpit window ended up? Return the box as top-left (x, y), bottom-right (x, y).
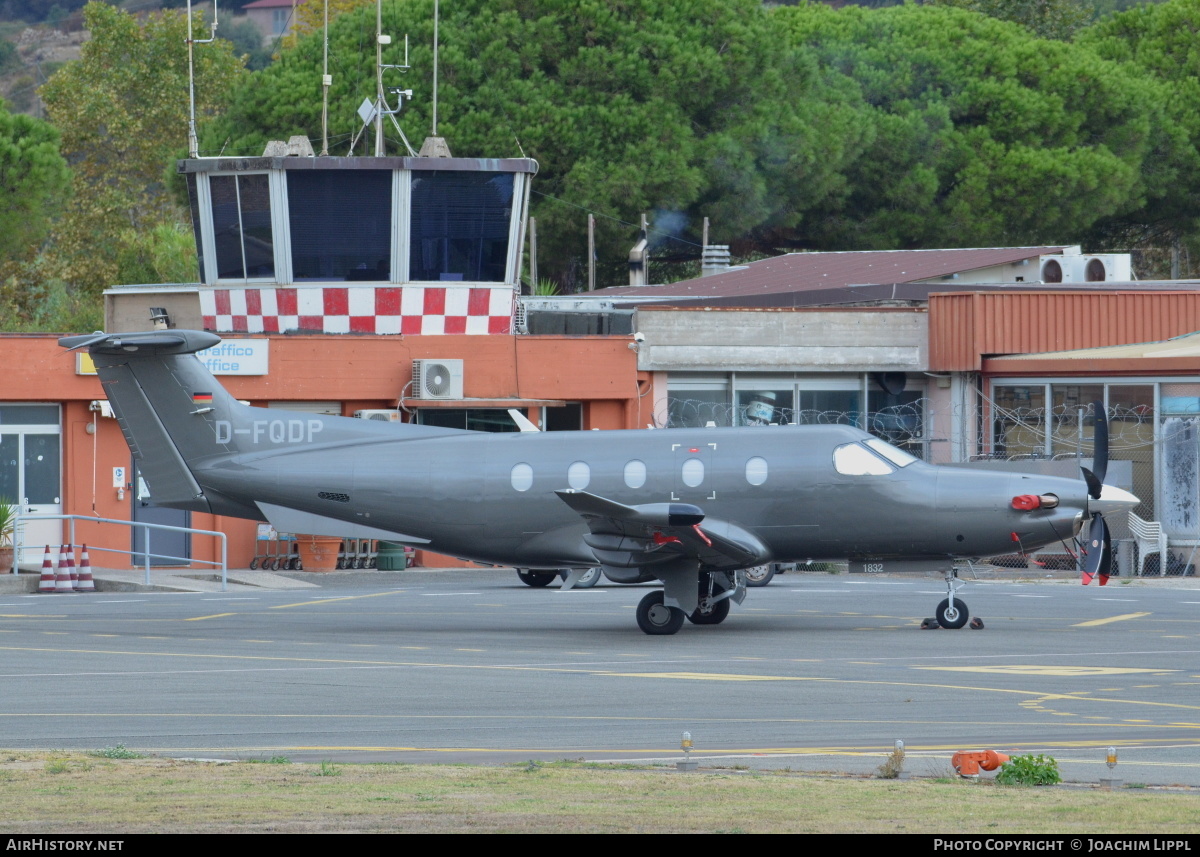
top-left (833, 442), bottom-right (894, 475)
top-left (863, 437), bottom-right (918, 468)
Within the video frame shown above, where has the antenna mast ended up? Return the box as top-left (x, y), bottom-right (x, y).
top-left (185, 0), bottom-right (219, 158)
top-left (320, 0), bottom-right (330, 156)
top-left (374, 0), bottom-right (384, 156)
top-left (431, 0), bottom-right (438, 136)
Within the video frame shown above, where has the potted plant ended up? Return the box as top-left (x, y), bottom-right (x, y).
top-left (0, 498), bottom-right (15, 574)
top-left (295, 533), bottom-right (342, 572)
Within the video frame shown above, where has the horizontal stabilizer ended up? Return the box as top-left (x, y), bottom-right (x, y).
top-left (59, 330), bottom-right (222, 355)
top-left (256, 502), bottom-right (431, 544)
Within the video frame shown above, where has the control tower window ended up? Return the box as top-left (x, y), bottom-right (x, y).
top-left (210, 174), bottom-right (275, 280)
top-left (288, 170), bottom-right (393, 281)
top-left (410, 171), bottom-right (513, 283)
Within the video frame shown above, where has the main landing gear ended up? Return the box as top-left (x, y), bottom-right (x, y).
top-left (636, 571), bottom-right (740, 635)
top-left (636, 591), bottom-right (686, 635)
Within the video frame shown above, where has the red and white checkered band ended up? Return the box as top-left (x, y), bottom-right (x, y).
top-left (199, 286), bottom-right (515, 335)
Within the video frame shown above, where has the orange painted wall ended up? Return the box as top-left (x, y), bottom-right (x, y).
top-left (1, 334), bottom-right (647, 570)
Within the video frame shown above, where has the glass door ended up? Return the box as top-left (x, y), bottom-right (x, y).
top-left (0, 405), bottom-right (62, 564)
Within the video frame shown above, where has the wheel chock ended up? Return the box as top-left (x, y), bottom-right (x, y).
top-left (952, 749), bottom-right (1009, 778)
top-left (920, 617), bottom-right (940, 629)
top-left (968, 617), bottom-right (984, 630)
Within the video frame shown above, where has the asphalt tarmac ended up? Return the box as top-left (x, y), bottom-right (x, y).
top-left (1, 568), bottom-right (1198, 787)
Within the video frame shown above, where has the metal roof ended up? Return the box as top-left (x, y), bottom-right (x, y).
top-left (596, 246), bottom-right (1073, 302)
top-left (929, 291), bottom-right (1200, 372)
top-left (241, 0), bottom-right (306, 9)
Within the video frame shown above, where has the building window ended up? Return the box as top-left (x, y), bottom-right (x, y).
top-left (410, 171), bottom-right (513, 282)
top-left (418, 409), bottom-right (518, 432)
top-left (666, 377), bottom-right (730, 428)
top-left (271, 8), bottom-right (289, 37)
top-left (288, 170), bottom-right (393, 281)
top-left (737, 388), bottom-right (793, 426)
top-left (210, 174), bottom-right (275, 280)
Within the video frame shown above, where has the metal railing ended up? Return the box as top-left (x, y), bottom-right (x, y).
top-left (10, 514), bottom-right (228, 591)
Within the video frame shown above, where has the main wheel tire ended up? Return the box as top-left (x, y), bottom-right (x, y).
top-left (517, 569), bottom-right (557, 588)
top-left (689, 594), bottom-right (730, 625)
top-left (936, 598), bottom-right (969, 630)
top-left (745, 564), bottom-right (775, 587)
top-left (573, 567), bottom-right (602, 589)
top-left (636, 591), bottom-right (686, 635)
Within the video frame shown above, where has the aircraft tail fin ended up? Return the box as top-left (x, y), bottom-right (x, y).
top-left (60, 330), bottom-right (241, 514)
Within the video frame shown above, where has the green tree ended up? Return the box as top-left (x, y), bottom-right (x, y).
top-left (0, 97), bottom-right (70, 321)
top-left (775, 3), bottom-right (1186, 251)
top-left (204, 0), bottom-right (866, 289)
top-left (39, 2), bottom-right (245, 294)
top-left (0, 97), bottom-right (68, 263)
top-left (927, 0), bottom-right (1094, 40)
top-left (1077, 0), bottom-right (1200, 270)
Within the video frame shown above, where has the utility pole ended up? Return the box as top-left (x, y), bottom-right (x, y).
top-left (529, 217), bottom-right (538, 293)
top-left (587, 214), bottom-right (595, 292)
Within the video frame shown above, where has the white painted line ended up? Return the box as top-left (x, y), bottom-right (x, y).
top-left (94, 600), bottom-right (148, 604)
top-left (421, 592), bottom-right (481, 596)
top-left (1094, 598), bottom-right (1138, 602)
top-left (1008, 594), bottom-right (1052, 598)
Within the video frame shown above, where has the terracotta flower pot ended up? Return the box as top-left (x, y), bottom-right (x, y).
top-left (295, 535), bottom-right (342, 572)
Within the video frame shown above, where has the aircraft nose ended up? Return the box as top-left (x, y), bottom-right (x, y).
top-left (1092, 484), bottom-right (1140, 516)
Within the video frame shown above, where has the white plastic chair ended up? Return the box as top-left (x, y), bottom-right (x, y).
top-left (1128, 513), bottom-right (1168, 576)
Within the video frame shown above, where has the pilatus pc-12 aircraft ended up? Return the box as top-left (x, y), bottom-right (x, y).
top-left (61, 330), bottom-right (1139, 635)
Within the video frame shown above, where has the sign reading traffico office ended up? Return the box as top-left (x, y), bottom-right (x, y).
top-left (76, 339), bottom-right (270, 376)
top-left (194, 340), bottom-right (269, 375)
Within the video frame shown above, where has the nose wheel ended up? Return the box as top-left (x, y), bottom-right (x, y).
top-left (932, 568), bottom-right (970, 629)
top-left (936, 597), bottom-right (969, 629)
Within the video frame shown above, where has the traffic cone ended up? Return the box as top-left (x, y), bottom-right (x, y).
top-left (66, 549), bottom-right (78, 590)
top-left (53, 545), bottom-right (73, 593)
top-left (75, 544), bottom-right (95, 593)
top-left (37, 546), bottom-right (56, 594)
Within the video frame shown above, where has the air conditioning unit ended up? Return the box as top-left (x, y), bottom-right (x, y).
top-left (411, 359), bottom-right (464, 400)
top-left (1039, 254), bottom-right (1132, 284)
top-left (354, 409), bottom-right (402, 422)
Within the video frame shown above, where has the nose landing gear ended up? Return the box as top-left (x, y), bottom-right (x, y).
top-left (933, 568), bottom-right (970, 630)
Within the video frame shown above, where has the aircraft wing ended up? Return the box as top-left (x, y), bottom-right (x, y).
top-left (555, 489), bottom-right (769, 571)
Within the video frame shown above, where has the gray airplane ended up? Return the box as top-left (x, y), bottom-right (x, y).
top-left (61, 329), bottom-right (1138, 635)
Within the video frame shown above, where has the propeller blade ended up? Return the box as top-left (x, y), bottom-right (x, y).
top-left (1081, 466), bottom-right (1103, 502)
top-left (1090, 400), bottom-right (1109, 487)
top-left (1081, 513), bottom-right (1111, 585)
